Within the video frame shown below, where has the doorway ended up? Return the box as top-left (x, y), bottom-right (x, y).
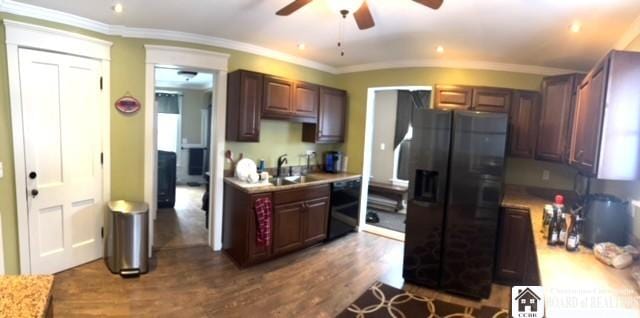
top-left (153, 67), bottom-right (214, 249)
top-left (359, 86), bottom-right (432, 241)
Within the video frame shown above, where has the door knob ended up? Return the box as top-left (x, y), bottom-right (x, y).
top-left (31, 189), bottom-right (39, 197)
top-left (29, 171), bottom-right (37, 179)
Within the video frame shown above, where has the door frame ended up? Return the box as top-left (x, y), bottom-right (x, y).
top-left (144, 45), bottom-right (229, 255)
top-left (5, 20), bottom-right (112, 274)
top-left (358, 86), bottom-right (432, 242)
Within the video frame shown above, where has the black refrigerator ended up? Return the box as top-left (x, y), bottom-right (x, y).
top-left (403, 109), bottom-right (507, 299)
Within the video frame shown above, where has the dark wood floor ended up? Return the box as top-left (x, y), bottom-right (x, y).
top-left (154, 185), bottom-right (208, 249)
top-left (52, 232), bottom-right (509, 317)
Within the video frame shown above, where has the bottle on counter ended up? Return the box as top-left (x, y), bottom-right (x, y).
top-left (553, 195), bottom-right (566, 245)
top-left (566, 214), bottom-right (580, 252)
top-left (558, 212), bottom-right (568, 245)
top-left (542, 204), bottom-right (553, 238)
top-left (547, 208), bottom-right (559, 246)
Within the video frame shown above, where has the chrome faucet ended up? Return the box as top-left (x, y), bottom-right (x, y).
top-left (276, 154), bottom-right (288, 178)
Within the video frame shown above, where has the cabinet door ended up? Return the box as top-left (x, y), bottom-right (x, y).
top-left (472, 88), bottom-right (512, 113)
top-left (536, 74), bottom-right (580, 162)
top-left (226, 70), bottom-right (262, 142)
top-left (303, 197), bottom-right (330, 245)
top-left (247, 193), bottom-right (273, 263)
top-left (523, 232), bottom-right (540, 285)
top-left (509, 91), bottom-right (540, 158)
top-left (494, 208), bottom-right (530, 285)
top-left (434, 85), bottom-right (473, 110)
top-left (570, 61), bottom-right (608, 175)
top-left (273, 202), bottom-right (305, 255)
top-left (293, 82), bottom-right (319, 123)
top-left (317, 87), bottom-right (346, 143)
top-left (262, 75), bottom-right (293, 119)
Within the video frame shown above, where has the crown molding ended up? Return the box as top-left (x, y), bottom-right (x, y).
top-left (0, 0), bottom-right (599, 77)
top-left (336, 59), bottom-right (582, 75)
top-left (614, 14), bottom-right (640, 50)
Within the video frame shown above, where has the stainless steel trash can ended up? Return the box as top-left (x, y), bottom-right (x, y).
top-left (105, 200), bottom-right (149, 276)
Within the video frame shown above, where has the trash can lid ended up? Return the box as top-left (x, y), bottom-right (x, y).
top-left (108, 200), bottom-right (149, 214)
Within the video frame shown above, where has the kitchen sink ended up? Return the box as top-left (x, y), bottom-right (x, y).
top-left (269, 175), bottom-right (318, 186)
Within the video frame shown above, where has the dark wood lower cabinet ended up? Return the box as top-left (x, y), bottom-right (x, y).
top-left (494, 207), bottom-right (540, 286)
top-left (223, 183), bottom-right (330, 267)
top-left (273, 202), bottom-right (305, 256)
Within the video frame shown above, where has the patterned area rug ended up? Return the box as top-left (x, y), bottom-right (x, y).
top-left (337, 282), bottom-right (508, 318)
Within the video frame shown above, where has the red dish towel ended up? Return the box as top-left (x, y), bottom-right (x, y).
top-left (254, 197), bottom-right (273, 247)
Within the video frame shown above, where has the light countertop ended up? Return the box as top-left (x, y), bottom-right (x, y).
top-left (502, 186), bottom-right (640, 317)
top-left (0, 275), bottom-right (54, 318)
top-left (224, 172), bottom-right (362, 194)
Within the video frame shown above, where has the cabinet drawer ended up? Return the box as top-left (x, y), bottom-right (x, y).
top-left (273, 184), bottom-right (330, 205)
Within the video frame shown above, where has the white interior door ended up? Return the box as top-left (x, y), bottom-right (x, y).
top-left (19, 48), bottom-right (104, 274)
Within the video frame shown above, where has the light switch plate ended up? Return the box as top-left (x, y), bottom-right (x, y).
top-left (0, 162), bottom-right (3, 179)
top-left (542, 170), bottom-right (550, 181)
top-left (380, 143), bottom-right (386, 150)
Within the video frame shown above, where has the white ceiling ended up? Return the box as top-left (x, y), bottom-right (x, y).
top-left (9, 0), bottom-right (640, 72)
top-left (155, 67), bottom-right (213, 90)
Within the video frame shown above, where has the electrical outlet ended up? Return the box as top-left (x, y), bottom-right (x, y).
top-left (0, 162), bottom-right (3, 179)
top-left (380, 143), bottom-right (386, 150)
top-left (542, 170), bottom-right (550, 181)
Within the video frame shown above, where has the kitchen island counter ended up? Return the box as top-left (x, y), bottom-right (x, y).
top-left (0, 275), bottom-right (54, 318)
top-left (502, 186), bottom-right (640, 317)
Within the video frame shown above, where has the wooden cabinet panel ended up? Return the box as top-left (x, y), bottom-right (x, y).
top-left (570, 61), bottom-right (608, 176)
top-left (472, 88), bottom-right (512, 113)
top-left (303, 197), bottom-right (330, 245)
top-left (293, 82), bottom-right (319, 123)
top-left (523, 232), bottom-right (541, 285)
top-left (262, 76), bottom-right (293, 119)
top-left (273, 202), bottom-right (305, 255)
top-left (509, 91), bottom-right (540, 158)
top-left (536, 74), bottom-right (583, 162)
top-left (494, 208), bottom-right (530, 285)
top-left (303, 87), bottom-right (346, 143)
top-left (434, 85), bottom-right (473, 110)
top-left (226, 70), bottom-right (263, 142)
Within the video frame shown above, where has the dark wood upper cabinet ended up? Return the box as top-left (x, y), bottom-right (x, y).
top-left (472, 87), bottom-right (512, 113)
top-left (226, 70), bottom-right (263, 142)
top-left (293, 82), bottom-right (319, 123)
top-left (303, 87), bottom-right (347, 143)
top-left (494, 207), bottom-right (539, 286)
top-left (262, 75), bottom-right (294, 119)
top-left (227, 70), bottom-right (344, 143)
top-left (535, 73), bottom-right (583, 162)
top-left (569, 51), bottom-right (640, 179)
top-left (509, 91), bottom-right (540, 158)
top-left (434, 85), bottom-right (473, 110)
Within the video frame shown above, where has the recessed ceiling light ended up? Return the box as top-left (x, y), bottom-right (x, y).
top-left (570, 21), bottom-right (582, 33)
top-left (436, 46), bottom-right (445, 54)
top-left (297, 43), bottom-right (306, 50)
top-left (112, 3), bottom-right (124, 13)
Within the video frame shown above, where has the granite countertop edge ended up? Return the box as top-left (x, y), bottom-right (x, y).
top-left (224, 172), bottom-right (362, 194)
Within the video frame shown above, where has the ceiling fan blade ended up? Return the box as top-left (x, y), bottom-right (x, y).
top-left (413, 0), bottom-right (443, 10)
top-left (353, 1), bottom-right (375, 30)
top-left (276, 0), bottom-right (314, 16)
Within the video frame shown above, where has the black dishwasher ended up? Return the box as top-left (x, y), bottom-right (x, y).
top-left (327, 178), bottom-right (361, 241)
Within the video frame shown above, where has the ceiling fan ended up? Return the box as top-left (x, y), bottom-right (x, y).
top-left (276, 0), bottom-right (444, 30)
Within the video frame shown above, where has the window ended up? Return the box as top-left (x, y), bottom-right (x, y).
top-left (521, 299), bottom-right (526, 304)
top-left (530, 299), bottom-right (535, 304)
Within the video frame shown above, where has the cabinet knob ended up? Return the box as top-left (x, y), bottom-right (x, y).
top-left (31, 189), bottom-right (39, 197)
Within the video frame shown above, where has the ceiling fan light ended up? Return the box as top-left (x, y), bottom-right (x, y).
top-left (328, 0), bottom-right (364, 14)
top-left (177, 70), bottom-right (198, 81)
